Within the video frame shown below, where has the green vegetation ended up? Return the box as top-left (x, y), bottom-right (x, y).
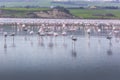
top-left (0, 7), bottom-right (120, 19)
top-left (0, 7), bottom-right (49, 18)
top-left (0, 7), bottom-right (49, 11)
top-left (69, 9), bottom-right (120, 19)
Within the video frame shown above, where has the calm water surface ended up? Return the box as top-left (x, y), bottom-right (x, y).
top-left (0, 18), bottom-right (120, 80)
top-left (0, 35), bottom-right (120, 80)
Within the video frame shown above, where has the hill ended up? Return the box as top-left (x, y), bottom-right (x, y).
top-left (0, 7), bottom-right (75, 18)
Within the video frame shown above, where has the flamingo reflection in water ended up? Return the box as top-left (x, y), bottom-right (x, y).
top-left (62, 31), bottom-right (67, 48)
top-left (37, 30), bottom-right (45, 47)
top-left (107, 40), bottom-right (113, 56)
top-left (87, 28), bottom-right (91, 39)
top-left (62, 37), bottom-right (67, 49)
top-left (106, 31), bottom-right (113, 55)
top-left (10, 32), bottom-right (16, 47)
top-left (113, 29), bottom-right (120, 43)
top-left (86, 30), bottom-right (91, 48)
top-left (114, 32), bottom-right (120, 43)
top-left (3, 32), bottom-right (7, 53)
top-left (97, 28), bottom-right (101, 43)
top-left (87, 38), bottom-right (90, 48)
top-left (48, 36), bottom-right (54, 49)
top-left (38, 36), bottom-right (45, 47)
top-left (23, 25), bottom-right (28, 41)
top-left (29, 30), bottom-right (34, 46)
top-left (106, 32), bottom-right (112, 46)
top-left (53, 32), bottom-right (58, 47)
top-left (71, 35), bottom-right (77, 58)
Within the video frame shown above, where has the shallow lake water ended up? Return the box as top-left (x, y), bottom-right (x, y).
top-left (0, 35), bottom-right (120, 80)
top-left (0, 18), bottom-right (120, 80)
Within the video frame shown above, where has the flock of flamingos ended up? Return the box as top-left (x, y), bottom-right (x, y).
top-left (0, 19), bottom-right (120, 51)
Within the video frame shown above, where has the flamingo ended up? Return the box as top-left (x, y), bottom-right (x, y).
top-left (30, 31), bottom-right (34, 35)
top-left (71, 35), bottom-right (77, 49)
top-left (3, 32), bottom-right (7, 38)
top-left (62, 31), bottom-right (67, 36)
top-left (97, 28), bottom-right (101, 43)
top-left (10, 32), bottom-right (15, 41)
top-left (23, 27), bottom-right (28, 40)
top-left (98, 29), bottom-right (101, 33)
top-left (87, 29), bottom-right (91, 35)
top-left (106, 32), bottom-right (112, 40)
top-left (106, 32), bottom-right (113, 46)
top-left (53, 32), bottom-right (58, 37)
top-left (71, 36), bottom-right (77, 42)
top-left (37, 28), bottom-right (46, 36)
top-left (10, 32), bottom-right (15, 36)
top-left (106, 36), bottom-right (112, 40)
top-left (86, 28), bottom-right (91, 38)
top-left (47, 31), bottom-right (54, 36)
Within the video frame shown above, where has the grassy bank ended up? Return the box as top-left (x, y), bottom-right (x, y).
top-left (0, 1), bottom-right (120, 7)
top-left (0, 7), bottom-right (120, 19)
top-left (69, 9), bottom-right (120, 19)
top-left (0, 7), bottom-right (49, 18)
top-left (0, 7), bottom-right (49, 11)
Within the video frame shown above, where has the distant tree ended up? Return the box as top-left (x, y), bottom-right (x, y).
top-left (27, 12), bottom-right (38, 18)
top-left (53, 6), bottom-right (70, 14)
top-left (92, 14), bottom-right (105, 19)
top-left (104, 6), bottom-right (118, 9)
top-left (0, 5), bottom-right (5, 8)
top-left (105, 13), bottom-right (115, 17)
top-left (25, 5), bottom-right (32, 8)
top-left (11, 14), bottom-right (16, 18)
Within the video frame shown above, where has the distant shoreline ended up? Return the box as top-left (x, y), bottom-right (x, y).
top-left (0, 8), bottom-right (120, 19)
top-left (0, 18), bottom-right (120, 20)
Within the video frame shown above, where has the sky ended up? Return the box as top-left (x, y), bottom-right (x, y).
top-left (0, 0), bottom-right (114, 1)
top-left (53, 0), bottom-right (113, 1)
